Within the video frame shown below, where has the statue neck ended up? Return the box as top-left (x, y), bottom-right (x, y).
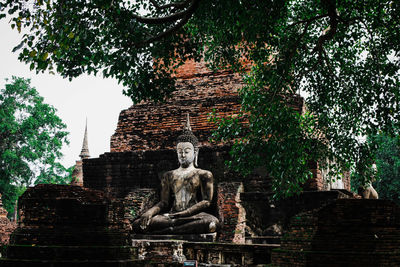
top-left (178, 163), bottom-right (196, 172)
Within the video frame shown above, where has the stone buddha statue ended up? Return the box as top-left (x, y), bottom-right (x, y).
top-left (133, 115), bottom-right (220, 234)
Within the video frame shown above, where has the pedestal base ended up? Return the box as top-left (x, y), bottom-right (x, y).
top-left (131, 239), bottom-right (187, 263)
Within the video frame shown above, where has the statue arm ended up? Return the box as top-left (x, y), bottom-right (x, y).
top-left (140, 173), bottom-right (170, 228)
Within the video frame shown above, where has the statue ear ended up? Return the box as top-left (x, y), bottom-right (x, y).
top-left (194, 147), bottom-right (199, 167)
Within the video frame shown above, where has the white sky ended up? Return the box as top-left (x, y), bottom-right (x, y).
top-left (0, 19), bottom-right (133, 168)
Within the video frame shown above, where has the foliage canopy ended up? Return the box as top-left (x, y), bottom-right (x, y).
top-left (1, 0), bottom-right (400, 197)
top-left (371, 133), bottom-right (400, 203)
top-left (0, 77), bottom-right (71, 215)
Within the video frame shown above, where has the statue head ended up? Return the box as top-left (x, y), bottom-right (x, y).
top-left (177, 114), bottom-right (199, 167)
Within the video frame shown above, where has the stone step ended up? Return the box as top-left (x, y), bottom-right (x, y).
top-left (5, 245), bottom-right (136, 261)
top-left (0, 258), bottom-right (140, 267)
top-left (245, 235), bottom-right (281, 245)
top-left (10, 228), bottom-right (127, 246)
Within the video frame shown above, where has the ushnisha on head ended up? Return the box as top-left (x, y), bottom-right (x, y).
top-left (176, 114), bottom-right (199, 168)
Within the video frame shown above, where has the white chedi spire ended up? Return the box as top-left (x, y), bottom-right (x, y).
top-left (79, 119), bottom-right (90, 159)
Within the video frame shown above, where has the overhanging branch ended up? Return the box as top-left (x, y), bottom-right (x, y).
top-left (132, 0), bottom-right (199, 24)
top-left (312, 0), bottom-right (338, 53)
top-left (149, 0), bottom-right (190, 10)
top-left (137, 12), bottom-right (191, 46)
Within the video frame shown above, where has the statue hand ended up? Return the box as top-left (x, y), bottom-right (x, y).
top-left (169, 211), bottom-right (186, 219)
top-left (140, 212), bottom-right (152, 230)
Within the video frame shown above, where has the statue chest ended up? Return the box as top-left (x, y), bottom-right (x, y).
top-left (171, 175), bottom-right (200, 211)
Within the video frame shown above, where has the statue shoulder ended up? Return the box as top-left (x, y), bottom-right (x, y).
top-left (161, 170), bottom-right (174, 182)
top-left (197, 169), bottom-right (213, 180)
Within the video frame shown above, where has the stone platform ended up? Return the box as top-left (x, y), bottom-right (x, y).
top-left (130, 236), bottom-right (278, 266)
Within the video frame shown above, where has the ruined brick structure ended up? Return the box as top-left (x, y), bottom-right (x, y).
top-left (81, 58), bottom-right (354, 249)
top-left (0, 194), bottom-right (16, 248)
top-left (110, 59), bottom-right (304, 152)
top-left (1, 185), bottom-right (134, 266)
top-left (2, 58), bottom-right (364, 266)
top-left (108, 58), bottom-right (350, 193)
top-left (272, 199), bottom-right (400, 266)
top-left (110, 71), bottom-right (244, 151)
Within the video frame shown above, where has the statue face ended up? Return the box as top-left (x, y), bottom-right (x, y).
top-left (177, 142), bottom-right (196, 168)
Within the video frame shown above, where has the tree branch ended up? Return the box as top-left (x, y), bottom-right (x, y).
top-left (149, 0), bottom-right (190, 10)
top-left (289, 14), bottom-right (328, 27)
top-left (132, 0), bottom-right (198, 24)
top-left (137, 12), bottom-right (192, 46)
top-left (312, 0), bottom-right (338, 53)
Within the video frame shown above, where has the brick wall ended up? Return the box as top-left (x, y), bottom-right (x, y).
top-left (2, 184), bottom-right (138, 265)
top-left (123, 188), bottom-right (159, 223)
top-left (217, 182), bottom-right (246, 243)
top-left (271, 199), bottom-right (400, 266)
top-left (110, 58), bottom-right (304, 153)
top-left (110, 72), bottom-right (244, 152)
top-left (83, 146), bottom-right (236, 198)
top-left (11, 184), bottom-right (127, 246)
top-left (0, 194), bottom-right (16, 246)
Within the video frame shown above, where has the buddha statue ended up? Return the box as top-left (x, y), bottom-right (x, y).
top-left (133, 115), bottom-right (220, 234)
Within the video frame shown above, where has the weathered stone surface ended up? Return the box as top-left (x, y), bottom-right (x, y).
top-left (271, 199), bottom-right (400, 266)
top-left (184, 242), bottom-right (277, 266)
top-left (129, 238), bottom-right (277, 266)
top-left (131, 239), bottom-right (186, 263)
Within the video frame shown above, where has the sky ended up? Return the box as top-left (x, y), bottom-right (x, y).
top-left (0, 19), bottom-right (133, 168)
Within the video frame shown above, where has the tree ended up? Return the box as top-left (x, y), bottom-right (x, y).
top-left (371, 133), bottom-right (400, 203)
top-left (1, 0), bottom-right (400, 197)
top-left (0, 77), bottom-right (70, 216)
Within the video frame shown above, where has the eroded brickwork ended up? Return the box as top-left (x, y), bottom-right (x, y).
top-left (110, 73), bottom-right (244, 152)
top-left (70, 160), bottom-right (83, 186)
top-left (110, 58), bottom-right (303, 152)
top-left (12, 184), bottom-right (128, 246)
top-left (3, 184), bottom-right (135, 266)
top-left (0, 194), bottom-right (16, 246)
top-left (124, 188), bottom-right (159, 223)
top-left (271, 199), bottom-right (400, 266)
top-left (216, 182), bottom-right (246, 243)
top-left (83, 146), bottom-right (234, 198)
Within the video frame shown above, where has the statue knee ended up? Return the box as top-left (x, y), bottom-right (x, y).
top-left (208, 217), bottom-right (220, 233)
